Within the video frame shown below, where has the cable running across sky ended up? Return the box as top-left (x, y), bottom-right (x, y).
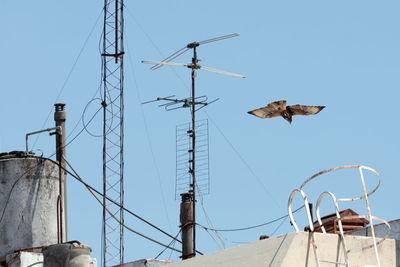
top-left (60, 156), bottom-right (204, 255)
top-left (197, 204), bottom-right (304, 232)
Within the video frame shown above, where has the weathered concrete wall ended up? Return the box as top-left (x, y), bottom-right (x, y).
top-left (42, 243), bottom-right (92, 267)
top-left (6, 251), bottom-right (43, 267)
top-left (347, 219), bottom-right (400, 266)
top-left (165, 232), bottom-right (396, 267)
top-left (0, 152), bottom-right (65, 257)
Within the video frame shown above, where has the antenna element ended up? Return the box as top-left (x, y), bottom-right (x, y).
top-left (142, 33), bottom-right (244, 259)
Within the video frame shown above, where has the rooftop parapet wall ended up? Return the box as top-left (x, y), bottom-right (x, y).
top-left (166, 232), bottom-right (396, 267)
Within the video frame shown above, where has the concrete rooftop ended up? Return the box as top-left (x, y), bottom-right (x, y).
top-left (165, 231), bottom-right (396, 267)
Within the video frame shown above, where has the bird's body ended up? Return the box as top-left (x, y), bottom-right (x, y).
top-left (248, 100), bottom-right (325, 123)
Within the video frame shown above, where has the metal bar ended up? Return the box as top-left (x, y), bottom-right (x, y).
top-left (359, 167), bottom-right (380, 267)
top-left (199, 65), bottom-right (246, 78)
top-left (142, 60), bottom-right (188, 68)
top-left (191, 46), bottom-right (197, 258)
top-left (115, 0), bottom-right (118, 64)
top-left (25, 126), bottom-right (61, 152)
top-left (120, 3), bottom-right (125, 262)
top-left (315, 192), bottom-right (349, 267)
top-left (151, 47), bottom-right (190, 71)
top-left (197, 33), bottom-right (240, 46)
top-left (102, 1), bottom-right (107, 265)
top-left (141, 95), bottom-right (176, 105)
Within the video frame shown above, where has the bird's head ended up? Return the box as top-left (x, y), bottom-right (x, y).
top-left (281, 110), bottom-right (292, 124)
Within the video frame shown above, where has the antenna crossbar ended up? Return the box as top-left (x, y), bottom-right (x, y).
top-left (143, 95), bottom-right (218, 111)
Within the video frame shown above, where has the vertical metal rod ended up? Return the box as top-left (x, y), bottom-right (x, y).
top-left (56, 195), bottom-right (61, 243)
top-left (58, 152), bottom-right (63, 243)
top-left (115, 0), bottom-right (118, 64)
top-left (102, 0), bottom-right (107, 264)
top-left (359, 167), bottom-right (381, 267)
top-left (119, 1), bottom-right (125, 262)
top-left (191, 47), bottom-right (197, 257)
top-left (54, 103), bottom-right (67, 242)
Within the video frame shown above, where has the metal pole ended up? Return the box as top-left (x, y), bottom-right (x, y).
top-left (119, 2), bottom-right (125, 262)
top-left (54, 103), bottom-right (67, 242)
top-left (57, 147), bottom-right (63, 243)
top-left (191, 47), bottom-right (197, 258)
top-left (180, 193), bottom-right (194, 259)
top-left (102, 1), bottom-right (107, 264)
top-left (25, 127), bottom-right (61, 153)
top-left (115, 0), bottom-right (118, 64)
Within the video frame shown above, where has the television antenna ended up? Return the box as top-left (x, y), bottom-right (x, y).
top-left (142, 33), bottom-right (245, 259)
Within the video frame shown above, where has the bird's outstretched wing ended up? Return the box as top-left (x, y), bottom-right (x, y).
top-left (248, 100), bottom-right (287, 118)
top-left (287, 105), bottom-right (325, 116)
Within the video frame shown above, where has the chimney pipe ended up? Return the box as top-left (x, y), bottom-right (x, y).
top-left (180, 192), bottom-right (194, 260)
top-left (54, 103), bottom-right (67, 242)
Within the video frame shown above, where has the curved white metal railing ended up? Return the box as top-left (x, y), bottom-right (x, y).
top-left (288, 165), bottom-right (390, 267)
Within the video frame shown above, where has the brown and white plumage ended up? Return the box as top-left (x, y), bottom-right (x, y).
top-left (248, 100), bottom-right (325, 123)
top-left (247, 100), bottom-right (287, 119)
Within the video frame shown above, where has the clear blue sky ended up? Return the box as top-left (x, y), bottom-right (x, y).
top-left (1, 0), bottom-right (400, 264)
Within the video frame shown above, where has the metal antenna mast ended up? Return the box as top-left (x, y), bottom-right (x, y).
top-left (142, 33), bottom-right (245, 258)
top-left (102, 0), bottom-right (124, 266)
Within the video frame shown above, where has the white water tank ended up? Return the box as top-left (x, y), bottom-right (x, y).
top-left (0, 151), bottom-right (65, 257)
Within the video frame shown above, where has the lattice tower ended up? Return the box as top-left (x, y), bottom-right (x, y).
top-left (101, 0), bottom-right (124, 265)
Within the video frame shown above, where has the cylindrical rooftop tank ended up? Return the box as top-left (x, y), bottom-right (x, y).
top-left (42, 242), bottom-right (92, 267)
top-left (0, 151), bottom-right (65, 257)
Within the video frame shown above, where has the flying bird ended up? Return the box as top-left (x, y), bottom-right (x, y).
top-left (248, 100), bottom-right (325, 123)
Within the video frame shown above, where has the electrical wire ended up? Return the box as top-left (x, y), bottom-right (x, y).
top-left (202, 227), bottom-right (224, 250)
top-left (269, 215), bottom-right (288, 236)
top-left (66, 59), bottom-right (104, 142)
top-left (203, 109), bottom-right (284, 212)
top-left (63, 106), bottom-right (102, 150)
top-left (0, 157), bottom-right (48, 226)
top-left (125, 38), bottom-right (173, 232)
top-left (124, 0), bottom-right (289, 249)
top-left (81, 98), bottom-right (104, 138)
top-left (195, 182), bottom-right (225, 249)
top-left (197, 205), bottom-right (304, 232)
top-left (197, 213), bottom-right (293, 246)
top-left (154, 229), bottom-right (182, 259)
top-left (63, 157), bottom-right (183, 254)
top-left (70, 19), bottom-right (107, 142)
top-left (218, 235), bottom-right (248, 245)
top-left (31, 8), bottom-right (104, 150)
top-left (209, 216), bottom-right (291, 245)
top-left (60, 157), bottom-right (203, 255)
top-left (123, 4), bottom-right (190, 94)
top-left (125, 3), bottom-right (284, 216)
top-left (0, 103), bottom-right (101, 228)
